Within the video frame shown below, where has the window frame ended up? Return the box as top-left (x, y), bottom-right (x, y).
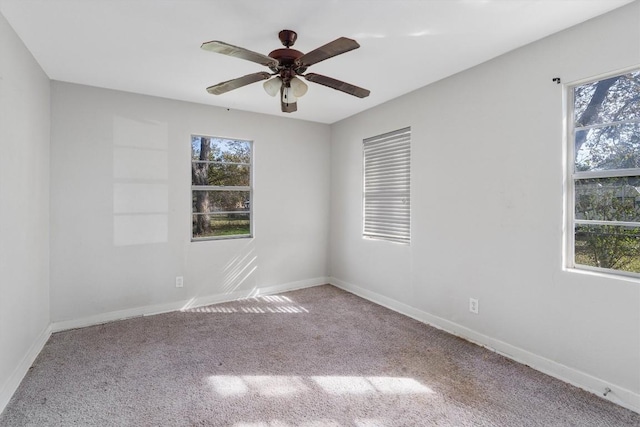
top-left (566, 67), bottom-right (640, 279)
top-left (190, 134), bottom-right (253, 242)
top-left (362, 127), bottom-right (411, 245)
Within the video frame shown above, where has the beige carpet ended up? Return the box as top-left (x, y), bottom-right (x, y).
top-left (1, 285), bottom-right (638, 426)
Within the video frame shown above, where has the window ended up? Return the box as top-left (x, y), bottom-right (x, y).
top-left (568, 69), bottom-right (640, 276)
top-left (363, 127), bottom-right (411, 244)
top-left (191, 135), bottom-right (252, 240)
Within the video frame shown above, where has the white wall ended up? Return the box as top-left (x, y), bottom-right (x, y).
top-left (0, 12), bottom-right (51, 411)
top-left (50, 82), bottom-right (330, 323)
top-left (1, 0), bottom-right (638, 416)
top-left (329, 2), bottom-right (640, 411)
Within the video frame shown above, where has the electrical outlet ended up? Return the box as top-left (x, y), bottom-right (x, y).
top-left (469, 298), bottom-right (479, 314)
top-left (175, 276), bottom-right (184, 288)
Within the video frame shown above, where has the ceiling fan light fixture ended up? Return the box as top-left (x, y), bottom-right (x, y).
top-left (282, 85), bottom-right (297, 104)
top-left (290, 76), bottom-right (308, 97)
top-left (263, 76), bottom-right (282, 97)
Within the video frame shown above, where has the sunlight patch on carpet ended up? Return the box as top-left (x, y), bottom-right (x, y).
top-left (184, 294), bottom-right (309, 314)
top-left (208, 375), bottom-right (308, 397)
top-left (312, 376), bottom-right (434, 395)
top-left (233, 420), bottom-right (342, 427)
top-left (208, 375), bottom-right (433, 399)
top-left (354, 419), bottom-right (387, 427)
top-left (207, 375), bottom-right (249, 397)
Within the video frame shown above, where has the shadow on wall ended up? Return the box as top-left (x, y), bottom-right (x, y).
top-left (112, 115), bottom-right (169, 246)
top-left (181, 238), bottom-right (260, 309)
top-left (221, 241), bottom-right (258, 294)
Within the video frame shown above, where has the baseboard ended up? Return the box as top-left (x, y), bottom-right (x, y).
top-left (0, 324), bottom-right (52, 415)
top-left (177, 276), bottom-right (329, 311)
top-left (329, 277), bottom-right (640, 414)
top-left (51, 277), bottom-right (329, 333)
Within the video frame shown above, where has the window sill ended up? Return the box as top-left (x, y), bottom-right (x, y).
top-left (191, 234), bottom-right (253, 242)
top-left (565, 265), bottom-right (640, 284)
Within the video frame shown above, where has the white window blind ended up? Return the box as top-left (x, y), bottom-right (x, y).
top-left (363, 127), bottom-right (411, 244)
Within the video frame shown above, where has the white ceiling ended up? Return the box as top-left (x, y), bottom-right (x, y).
top-left (0, 0), bottom-right (634, 123)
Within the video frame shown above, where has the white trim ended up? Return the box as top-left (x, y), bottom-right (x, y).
top-left (574, 168), bottom-right (640, 179)
top-left (191, 160), bottom-right (250, 167)
top-left (0, 324), bottom-right (52, 415)
top-left (51, 300), bottom-right (186, 332)
top-left (178, 277), bottom-right (328, 311)
top-left (51, 277), bottom-right (329, 333)
top-left (569, 264), bottom-right (640, 282)
top-left (567, 64), bottom-right (640, 87)
top-left (191, 233), bottom-right (252, 242)
top-left (575, 117), bottom-right (640, 132)
top-left (329, 276), bottom-right (640, 414)
top-left (561, 79), bottom-right (572, 270)
top-left (575, 219), bottom-right (640, 227)
top-left (191, 186), bottom-right (251, 192)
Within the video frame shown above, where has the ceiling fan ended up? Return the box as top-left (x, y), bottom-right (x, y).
top-left (201, 30), bottom-right (370, 113)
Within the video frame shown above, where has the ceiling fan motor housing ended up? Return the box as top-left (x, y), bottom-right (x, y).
top-left (268, 48), bottom-right (306, 83)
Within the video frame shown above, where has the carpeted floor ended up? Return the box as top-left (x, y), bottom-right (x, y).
top-left (1, 285), bottom-right (638, 426)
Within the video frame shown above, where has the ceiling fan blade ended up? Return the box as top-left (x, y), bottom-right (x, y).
top-left (303, 73), bottom-right (370, 98)
top-left (296, 37), bottom-right (360, 68)
top-left (201, 41), bottom-right (279, 68)
top-left (206, 72), bottom-right (272, 95)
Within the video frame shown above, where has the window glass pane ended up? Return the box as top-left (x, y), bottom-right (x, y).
top-left (575, 123), bottom-right (640, 172)
top-left (191, 136), bottom-right (251, 163)
top-left (191, 134), bottom-right (252, 241)
top-left (573, 71), bottom-right (640, 128)
top-left (569, 69), bottom-right (640, 276)
top-left (192, 163), bottom-right (250, 186)
top-left (575, 224), bottom-right (640, 273)
top-left (575, 177), bottom-right (640, 222)
top-left (192, 191), bottom-right (250, 213)
top-left (192, 213), bottom-right (251, 239)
